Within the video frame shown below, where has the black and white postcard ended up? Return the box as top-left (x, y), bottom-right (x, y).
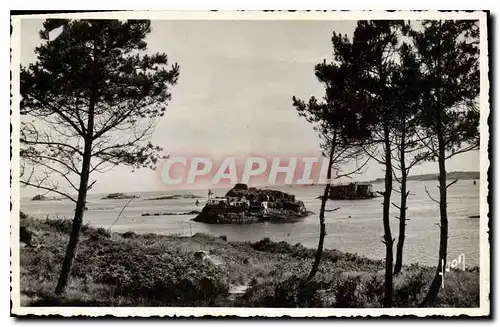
top-left (10, 10), bottom-right (490, 317)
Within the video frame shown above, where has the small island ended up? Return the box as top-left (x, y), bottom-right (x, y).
top-left (101, 193), bottom-right (139, 200)
top-left (146, 193), bottom-right (202, 201)
top-left (31, 194), bottom-right (61, 201)
top-left (317, 182), bottom-right (377, 200)
top-left (31, 194), bottom-right (48, 201)
top-left (142, 210), bottom-right (200, 217)
top-left (193, 183), bottom-right (310, 224)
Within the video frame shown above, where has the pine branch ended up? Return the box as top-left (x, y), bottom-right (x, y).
top-left (20, 138), bottom-right (83, 156)
top-left (391, 202), bottom-right (402, 210)
top-left (424, 185), bottom-right (440, 204)
top-left (21, 180), bottom-right (77, 203)
top-left (446, 179), bottom-right (458, 189)
top-left (23, 91), bottom-right (86, 138)
top-left (445, 144), bottom-right (479, 160)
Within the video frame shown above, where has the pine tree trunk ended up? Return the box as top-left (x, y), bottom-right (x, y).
top-left (421, 109), bottom-right (448, 306)
top-left (308, 132), bottom-right (336, 280)
top-left (308, 185), bottom-right (329, 280)
top-left (394, 173), bottom-right (407, 274)
top-left (55, 58), bottom-right (97, 294)
top-left (55, 138), bottom-right (92, 295)
top-left (382, 124), bottom-right (394, 308)
top-left (421, 133), bottom-right (447, 305)
top-left (394, 129), bottom-right (407, 275)
top-left (421, 21), bottom-right (448, 306)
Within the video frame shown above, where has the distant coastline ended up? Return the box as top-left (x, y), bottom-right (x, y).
top-left (21, 171), bottom-right (480, 200)
top-left (370, 171), bottom-right (479, 184)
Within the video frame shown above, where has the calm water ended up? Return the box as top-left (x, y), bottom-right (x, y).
top-left (21, 180), bottom-right (480, 267)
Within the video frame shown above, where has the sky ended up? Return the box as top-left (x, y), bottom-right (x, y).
top-left (19, 18), bottom-right (480, 195)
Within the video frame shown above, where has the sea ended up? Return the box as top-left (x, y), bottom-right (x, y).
top-left (20, 179), bottom-right (480, 267)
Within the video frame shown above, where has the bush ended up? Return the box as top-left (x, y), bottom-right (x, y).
top-left (44, 217), bottom-right (90, 235)
top-left (19, 217), bottom-right (480, 308)
top-left (192, 233), bottom-right (218, 241)
top-left (89, 248), bottom-right (229, 306)
top-left (438, 270), bottom-right (480, 307)
top-left (393, 266), bottom-right (428, 307)
top-left (248, 238), bottom-right (383, 272)
top-left (121, 231), bottom-right (137, 239)
top-left (88, 228), bottom-right (112, 241)
top-left (360, 273), bottom-right (384, 307)
top-left (250, 238), bottom-right (314, 257)
top-left (95, 227), bottom-right (111, 237)
top-left (334, 274), bottom-right (363, 307)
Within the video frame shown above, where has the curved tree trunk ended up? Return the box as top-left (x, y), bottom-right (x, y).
top-left (421, 22), bottom-right (448, 306)
top-left (55, 64), bottom-right (97, 295)
top-left (55, 141), bottom-right (92, 295)
top-left (394, 128), bottom-right (408, 275)
top-left (394, 171), bottom-right (408, 274)
top-left (421, 110), bottom-right (448, 306)
top-left (382, 124), bottom-right (394, 308)
top-left (308, 184), bottom-right (329, 280)
top-left (308, 132), bottom-right (336, 281)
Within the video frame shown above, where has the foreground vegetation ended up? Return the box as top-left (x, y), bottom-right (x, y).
top-left (19, 215), bottom-right (479, 308)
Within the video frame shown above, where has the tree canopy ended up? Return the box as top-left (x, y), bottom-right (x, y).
top-left (20, 19), bottom-right (180, 201)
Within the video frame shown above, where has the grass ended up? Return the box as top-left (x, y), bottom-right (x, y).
top-left (19, 215), bottom-right (479, 308)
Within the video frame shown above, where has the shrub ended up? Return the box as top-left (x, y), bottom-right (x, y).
top-left (393, 267), bottom-right (428, 307)
top-left (88, 228), bottom-right (112, 242)
top-left (44, 217), bottom-right (90, 235)
top-left (248, 238), bottom-right (383, 273)
top-left (142, 233), bottom-right (159, 239)
top-left (92, 250), bottom-right (229, 306)
top-left (121, 231), bottom-right (137, 239)
top-left (438, 270), bottom-right (480, 307)
top-left (95, 227), bottom-right (111, 238)
top-left (360, 273), bottom-right (384, 307)
top-left (250, 238), bottom-right (314, 257)
top-left (192, 233), bottom-right (217, 241)
top-left (19, 217), bottom-right (480, 308)
top-left (334, 274), bottom-right (363, 307)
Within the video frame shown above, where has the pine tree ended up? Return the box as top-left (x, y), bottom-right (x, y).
top-left (349, 20), bottom-right (405, 307)
top-left (410, 20), bottom-right (479, 306)
top-left (390, 42), bottom-right (429, 274)
top-left (20, 19), bottom-right (180, 295)
top-left (292, 50), bottom-right (373, 280)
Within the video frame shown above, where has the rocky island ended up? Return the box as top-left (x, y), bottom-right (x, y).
top-left (146, 193), bottom-right (202, 201)
top-left (101, 193), bottom-right (139, 200)
top-left (318, 182), bottom-right (377, 200)
top-left (31, 194), bottom-right (61, 201)
top-left (142, 210), bottom-right (200, 217)
top-left (193, 183), bottom-right (311, 224)
top-left (31, 194), bottom-right (48, 201)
